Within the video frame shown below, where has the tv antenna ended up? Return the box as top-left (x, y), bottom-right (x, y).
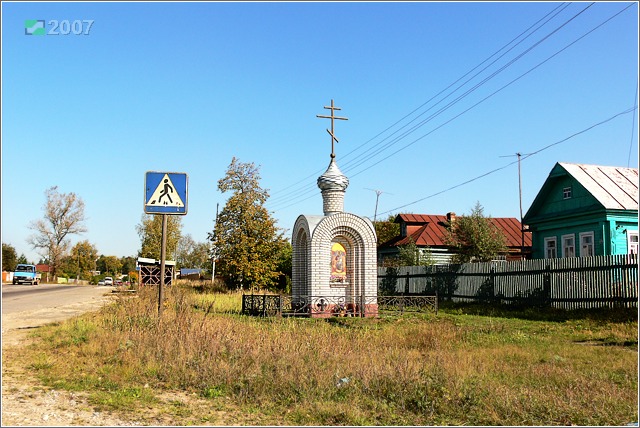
top-left (365, 188), bottom-right (393, 222)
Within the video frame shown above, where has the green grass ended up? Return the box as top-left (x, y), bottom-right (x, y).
top-left (4, 286), bottom-right (637, 426)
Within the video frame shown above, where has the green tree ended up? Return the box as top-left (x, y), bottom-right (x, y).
top-left (136, 214), bottom-right (183, 260)
top-left (120, 256), bottom-right (137, 276)
top-left (208, 157), bottom-right (286, 290)
top-left (103, 256), bottom-right (123, 276)
top-left (275, 241), bottom-right (292, 292)
top-left (374, 214), bottom-right (400, 246)
top-left (397, 237), bottom-right (434, 266)
top-left (28, 186), bottom-right (87, 278)
top-left (64, 241), bottom-right (99, 280)
top-left (176, 234), bottom-right (211, 271)
top-left (2, 243), bottom-right (18, 272)
top-left (445, 202), bottom-right (507, 263)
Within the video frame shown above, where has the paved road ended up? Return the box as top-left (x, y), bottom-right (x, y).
top-left (1, 283), bottom-right (116, 346)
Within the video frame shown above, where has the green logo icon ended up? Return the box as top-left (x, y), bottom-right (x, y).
top-left (25, 20), bottom-right (45, 35)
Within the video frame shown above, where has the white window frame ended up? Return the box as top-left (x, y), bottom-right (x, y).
top-left (544, 237), bottom-right (557, 259)
top-left (628, 231), bottom-right (639, 255)
top-left (562, 234), bottom-right (575, 258)
top-left (562, 187), bottom-right (572, 199)
top-left (579, 232), bottom-right (594, 257)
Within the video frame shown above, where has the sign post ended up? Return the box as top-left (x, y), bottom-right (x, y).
top-left (144, 171), bottom-right (188, 317)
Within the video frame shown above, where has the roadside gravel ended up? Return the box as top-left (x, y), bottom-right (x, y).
top-left (1, 286), bottom-right (244, 426)
top-left (1, 287), bottom-right (143, 426)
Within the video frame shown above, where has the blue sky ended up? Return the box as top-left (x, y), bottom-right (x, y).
top-left (2, 1), bottom-right (638, 264)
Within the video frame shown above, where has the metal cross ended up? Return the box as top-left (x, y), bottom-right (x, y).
top-left (317, 99), bottom-right (348, 158)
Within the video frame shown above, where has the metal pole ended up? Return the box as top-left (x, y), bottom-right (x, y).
top-left (517, 152), bottom-right (525, 259)
top-left (212, 202), bottom-right (218, 284)
top-left (374, 191), bottom-right (380, 223)
top-left (159, 214), bottom-right (167, 317)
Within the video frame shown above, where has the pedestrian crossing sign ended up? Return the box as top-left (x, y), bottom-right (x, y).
top-left (144, 171), bottom-right (188, 215)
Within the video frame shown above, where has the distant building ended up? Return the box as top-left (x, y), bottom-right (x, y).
top-left (36, 264), bottom-right (51, 282)
top-left (378, 212), bottom-right (531, 265)
top-left (523, 162), bottom-right (638, 258)
top-left (179, 268), bottom-right (203, 280)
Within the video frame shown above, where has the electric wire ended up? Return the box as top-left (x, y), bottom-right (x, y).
top-left (347, 1), bottom-right (633, 180)
top-left (376, 106), bottom-right (638, 219)
top-left (627, 81), bottom-right (638, 168)
top-left (340, 2), bottom-right (582, 174)
top-left (268, 3), bottom-right (634, 215)
top-left (337, 2), bottom-right (573, 172)
top-left (267, 2), bottom-right (572, 207)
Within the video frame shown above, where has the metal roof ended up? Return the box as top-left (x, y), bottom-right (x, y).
top-left (558, 163), bottom-right (638, 210)
top-left (381, 213), bottom-right (531, 249)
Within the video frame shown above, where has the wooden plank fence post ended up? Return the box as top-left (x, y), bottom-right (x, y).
top-left (490, 267), bottom-right (496, 302)
top-left (262, 293), bottom-right (267, 317)
top-left (543, 265), bottom-right (551, 307)
top-left (405, 272), bottom-right (410, 295)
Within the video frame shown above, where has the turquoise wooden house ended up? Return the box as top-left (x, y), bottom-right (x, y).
top-left (523, 163), bottom-right (638, 259)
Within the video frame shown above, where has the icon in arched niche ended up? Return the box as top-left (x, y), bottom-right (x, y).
top-left (330, 242), bottom-right (347, 283)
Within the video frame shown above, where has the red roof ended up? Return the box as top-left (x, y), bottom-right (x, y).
top-left (381, 213), bottom-right (531, 249)
top-left (36, 264), bottom-right (50, 272)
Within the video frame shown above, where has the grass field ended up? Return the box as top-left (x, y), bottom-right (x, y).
top-left (4, 285), bottom-right (637, 425)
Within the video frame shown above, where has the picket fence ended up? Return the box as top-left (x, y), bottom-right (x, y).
top-left (377, 254), bottom-right (638, 310)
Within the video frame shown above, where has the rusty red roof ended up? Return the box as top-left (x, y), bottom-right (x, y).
top-left (381, 213), bottom-right (531, 249)
top-left (36, 264), bottom-right (50, 272)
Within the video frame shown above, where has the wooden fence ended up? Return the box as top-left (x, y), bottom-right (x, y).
top-left (377, 254), bottom-right (638, 310)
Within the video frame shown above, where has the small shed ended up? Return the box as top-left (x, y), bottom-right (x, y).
top-left (523, 162), bottom-right (638, 258)
top-left (136, 257), bottom-right (176, 287)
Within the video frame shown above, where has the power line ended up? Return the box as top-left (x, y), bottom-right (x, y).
top-left (268, 3), bottom-right (634, 214)
top-left (348, 2), bottom-right (631, 180)
top-left (376, 106), bottom-right (638, 218)
top-left (268, 3), bottom-right (573, 207)
top-left (339, 2), bottom-right (573, 173)
top-left (628, 81), bottom-right (638, 168)
top-left (341, 3), bottom-right (586, 175)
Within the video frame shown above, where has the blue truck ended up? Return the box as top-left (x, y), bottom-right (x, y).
top-left (13, 264), bottom-right (39, 285)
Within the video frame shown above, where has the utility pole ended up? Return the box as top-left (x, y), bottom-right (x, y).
top-left (211, 202), bottom-right (219, 284)
top-left (365, 188), bottom-right (393, 222)
top-left (500, 152), bottom-right (528, 259)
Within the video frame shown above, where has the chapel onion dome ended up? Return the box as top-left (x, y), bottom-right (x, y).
top-left (317, 158), bottom-right (349, 191)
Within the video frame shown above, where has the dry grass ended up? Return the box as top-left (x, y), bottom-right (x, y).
top-left (9, 286), bottom-right (638, 425)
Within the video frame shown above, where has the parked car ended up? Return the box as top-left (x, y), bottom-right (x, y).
top-left (98, 280), bottom-right (105, 286)
top-left (104, 277), bottom-right (113, 286)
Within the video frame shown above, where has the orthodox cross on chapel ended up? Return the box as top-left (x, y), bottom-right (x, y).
top-left (317, 99), bottom-right (348, 158)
